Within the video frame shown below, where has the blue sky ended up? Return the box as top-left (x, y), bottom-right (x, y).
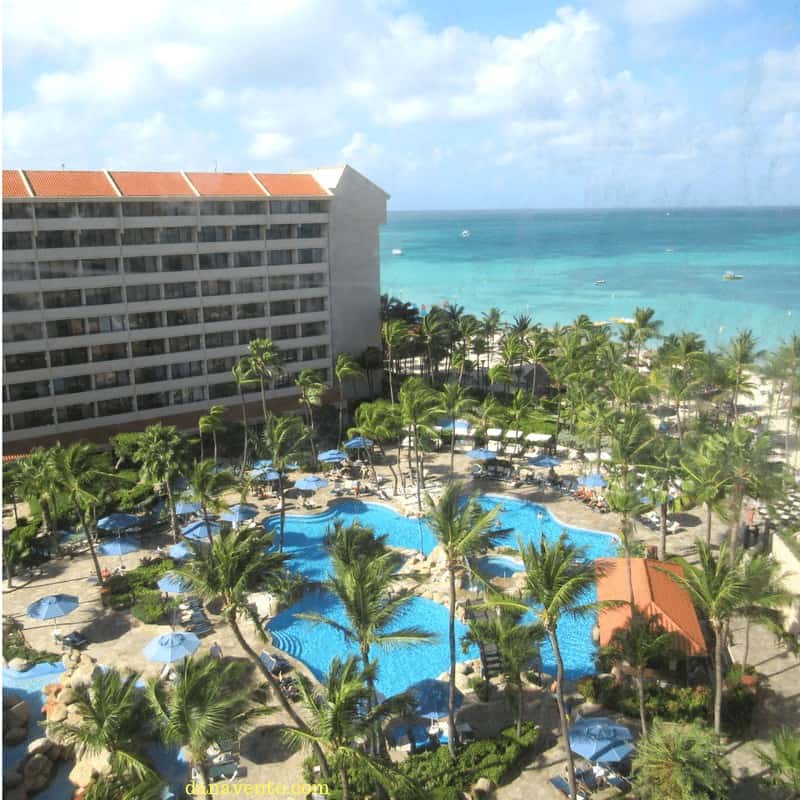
top-left (3, 0), bottom-right (799, 209)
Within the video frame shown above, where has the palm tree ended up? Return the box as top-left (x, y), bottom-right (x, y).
top-left (133, 424), bottom-right (188, 543)
top-left (631, 718), bottom-right (731, 800)
top-left (335, 353), bottom-right (365, 446)
top-left (3, 525), bottom-right (33, 588)
top-left (680, 440), bottom-right (730, 546)
top-left (462, 609), bottom-right (544, 736)
top-left (350, 400), bottom-right (403, 495)
top-left (173, 525), bottom-right (331, 776)
top-left (663, 539), bottom-right (746, 734)
top-left (631, 307), bottom-right (663, 366)
top-left (756, 728), bottom-right (800, 798)
top-left (602, 610), bottom-right (674, 736)
top-left (382, 319), bottom-right (410, 404)
top-left (147, 655), bottom-right (255, 791)
top-left (513, 534), bottom-right (601, 800)
top-left (398, 377), bottom-right (439, 511)
top-left (49, 668), bottom-right (155, 782)
top-left (233, 356), bottom-right (259, 474)
top-left (261, 413), bottom-right (311, 551)
top-left (296, 368), bottom-right (327, 458)
top-left (605, 484), bottom-right (648, 606)
top-left (284, 656), bottom-right (417, 800)
top-left (419, 310), bottom-right (447, 384)
top-left (83, 774), bottom-right (164, 800)
top-left (184, 460), bottom-right (236, 547)
top-left (643, 436), bottom-right (684, 560)
top-left (437, 382), bottom-right (477, 475)
top-left (198, 405), bottom-right (226, 464)
top-left (248, 338), bottom-right (284, 422)
top-left (425, 483), bottom-right (503, 756)
top-left (13, 448), bottom-right (59, 540)
top-left (724, 329), bottom-right (763, 421)
top-left (577, 399), bottom-right (615, 463)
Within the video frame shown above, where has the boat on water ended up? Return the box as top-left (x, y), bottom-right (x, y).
top-left (461, 229), bottom-right (470, 238)
top-left (391, 248), bottom-right (403, 256)
top-left (723, 271), bottom-right (744, 281)
top-left (593, 279), bottom-right (606, 286)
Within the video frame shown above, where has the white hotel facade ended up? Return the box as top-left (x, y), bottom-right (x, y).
top-left (2, 166), bottom-right (387, 452)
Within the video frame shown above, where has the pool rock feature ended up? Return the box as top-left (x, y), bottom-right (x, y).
top-left (4, 691), bottom-right (31, 745)
top-left (8, 657), bottom-right (33, 672)
top-left (4, 733), bottom-right (67, 798)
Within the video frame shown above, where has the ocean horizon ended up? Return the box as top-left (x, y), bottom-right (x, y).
top-left (380, 207), bottom-right (800, 350)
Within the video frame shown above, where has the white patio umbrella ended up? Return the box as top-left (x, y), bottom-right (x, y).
top-left (504, 429), bottom-right (523, 440)
top-left (486, 428), bottom-right (503, 439)
top-left (525, 432), bottom-right (552, 443)
top-left (585, 451), bottom-right (612, 463)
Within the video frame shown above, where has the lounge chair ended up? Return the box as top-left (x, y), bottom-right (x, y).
top-left (549, 776), bottom-right (587, 800)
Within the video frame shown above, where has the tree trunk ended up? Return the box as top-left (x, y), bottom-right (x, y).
top-left (713, 621), bottom-right (723, 736)
top-left (228, 613), bottom-right (331, 778)
top-left (202, 506), bottom-right (215, 548)
top-left (81, 509), bottom-right (105, 587)
top-left (260, 381), bottom-right (269, 426)
top-left (449, 415), bottom-right (457, 476)
top-left (340, 768), bottom-right (350, 800)
top-left (278, 474), bottom-right (286, 552)
top-left (549, 629), bottom-right (577, 800)
top-left (659, 501), bottom-right (668, 561)
top-left (240, 389), bottom-right (249, 476)
top-left (625, 539), bottom-right (636, 608)
top-left (199, 434), bottom-right (205, 464)
top-left (377, 443), bottom-right (398, 496)
top-left (636, 670), bottom-right (648, 737)
top-left (706, 502), bottom-right (713, 547)
top-left (729, 484), bottom-right (744, 563)
top-left (516, 679), bottom-right (524, 737)
top-left (212, 431), bottom-right (218, 465)
top-left (742, 617), bottom-right (751, 673)
top-left (193, 758), bottom-right (210, 793)
top-left (165, 482), bottom-right (179, 543)
top-left (447, 564), bottom-right (459, 757)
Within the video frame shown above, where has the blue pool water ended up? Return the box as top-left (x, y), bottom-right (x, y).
top-left (269, 589), bottom-right (478, 698)
top-left (478, 555), bottom-right (525, 578)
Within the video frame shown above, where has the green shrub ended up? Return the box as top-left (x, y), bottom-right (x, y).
top-left (3, 628), bottom-right (60, 666)
top-left (125, 558), bottom-right (176, 591)
top-left (130, 588), bottom-right (171, 624)
top-left (470, 677), bottom-right (491, 702)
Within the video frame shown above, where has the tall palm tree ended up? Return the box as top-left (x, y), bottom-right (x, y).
top-left (663, 539), bottom-right (746, 734)
top-left (419, 310), bottom-right (447, 384)
top-left (398, 377), bottom-right (439, 511)
top-left (605, 484), bottom-right (648, 606)
top-left (381, 319), bottom-right (410, 404)
top-left (724, 329), bottom-right (763, 421)
top-left (133, 424), bottom-right (188, 543)
top-left (643, 437), bottom-right (684, 560)
top-left (147, 655), bottom-right (256, 791)
top-left (247, 338), bottom-right (284, 422)
top-left (436, 382), bottom-right (477, 475)
top-left (527, 327), bottom-right (551, 398)
top-left (184, 460), bottom-right (236, 547)
top-left (350, 400), bottom-right (403, 495)
top-left (173, 526), bottom-right (330, 777)
top-left (577, 399), bottom-right (615, 463)
top-left (261, 413), bottom-right (311, 550)
top-left (602, 610), bottom-right (674, 736)
top-left (425, 483), bottom-right (503, 756)
top-left (232, 356), bottom-right (259, 474)
top-left (631, 307), bottom-right (663, 366)
top-left (49, 668), bottom-right (155, 782)
top-left (198, 404), bottom-right (226, 464)
top-left (13, 447), bottom-right (59, 540)
top-left (680, 440), bottom-right (730, 546)
top-left (335, 353), bottom-right (365, 446)
top-left (296, 368), bottom-right (327, 458)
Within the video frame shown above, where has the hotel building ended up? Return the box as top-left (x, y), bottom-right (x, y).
top-left (2, 166), bottom-right (387, 452)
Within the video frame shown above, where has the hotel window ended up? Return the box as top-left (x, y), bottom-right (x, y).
top-left (46, 319), bottom-right (85, 338)
top-left (297, 223), bottom-right (323, 238)
top-left (274, 372), bottom-right (295, 388)
top-left (135, 365), bottom-right (168, 384)
top-left (233, 251), bottom-right (262, 268)
top-left (166, 309), bottom-right (199, 326)
top-left (233, 201), bottom-right (265, 215)
top-left (122, 228), bottom-right (157, 245)
top-left (3, 262), bottom-right (37, 281)
top-left (235, 277), bottom-right (264, 294)
top-left (85, 287), bottom-right (123, 306)
top-left (280, 348), bottom-right (298, 364)
top-left (124, 256), bottom-right (159, 273)
top-left (39, 260), bottom-right (81, 279)
top-left (91, 343), bottom-right (128, 362)
top-left (162, 254), bottom-right (194, 271)
top-left (161, 202), bottom-right (196, 216)
top-left (97, 397), bottom-right (133, 417)
top-left (301, 321), bottom-right (327, 337)
top-left (53, 375), bottom-right (92, 395)
top-left (57, 403), bottom-right (95, 423)
top-left (298, 272), bottom-right (325, 289)
top-left (123, 201), bottom-right (195, 216)
top-left (5, 352), bottom-right (47, 372)
top-left (171, 361), bottom-right (204, 379)
top-left (202, 279), bottom-right (231, 296)
top-left (205, 331), bottom-right (235, 349)
top-left (207, 356), bottom-right (236, 374)
top-left (303, 345), bottom-right (328, 360)
top-left (199, 226), bottom-right (227, 242)
top-left (300, 297), bottom-right (326, 313)
top-left (37, 203), bottom-right (75, 218)
top-left (78, 202), bottom-right (116, 218)
top-left (131, 339), bottom-right (165, 357)
top-left (163, 282), bottom-right (197, 300)
top-left (270, 299), bottom-right (296, 316)
top-left (123, 202), bottom-right (156, 217)
top-left (267, 224), bottom-right (293, 240)
top-left (79, 229), bottom-right (117, 247)
top-left (3, 202), bottom-right (32, 219)
top-left (238, 328), bottom-right (267, 345)
top-left (169, 335), bottom-right (201, 353)
top-left (129, 311), bottom-right (162, 329)
top-left (94, 370), bottom-right (130, 389)
top-left (126, 284), bottom-right (161, 303)
top-left (297, 248), bottom-right (324, 264)
top-left (3, 232), bottom-right (34, 250)
top-left (269, 200), bottom-right (326, 214)
top-left (87, 315), bottom-right (126, 334)
top-left (203, 306), bottom-right (233, 323)
top-left (83, 258), bottom-right (119, 276)
top-left (232, 225), bottom-right (260, 241)
top-left (12, 409), bottom-right (54, 429)
top-left (271, 324), bottom-right (296, 341)
top-left (6, 322), bottom-right (43, 342)
top-left (209, 382), bottom-right (237, 399)
top-left (8, 381), bottom-right (51, 401)
top-left (43, 290), bottom-right (81, 309)
top-left (173, 386), bottom-right (206, 405)
top-left (200, 201), bottom-right (231, 215)
top-left (236, 303), bottom-right (265, 319)
top-left (199, 253), bottom-right (228, 270)
top-left (269, 275), bottom-right (295, 291)
top-left (268, 249), bottom-right (292, 266)
top-left (4, 292), bottom-right (41, 311)
top-left (160, 227), bottom-right (194, 244)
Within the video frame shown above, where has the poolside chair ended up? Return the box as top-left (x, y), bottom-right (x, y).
top-left (548, 776), bottom-right (587, 800)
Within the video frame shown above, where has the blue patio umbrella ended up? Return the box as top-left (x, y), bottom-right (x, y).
top-left (27, 593), bottom-right (79, 621)
top-left (568, 718), bottom-right (634, 763)
top-left (220, 503), bottom-right (259, 524)
top-left (157, 574), bottom-right (190, 594)
top-left (408, 678), bottom-right (464, 718)
top-left (285, 462), bottom-right (300, 471)
top-left (98, 537), bottom-right (140, 556)
top-left (343, 436), bottom-right (374, 450)
top-left (251, 459), bottom-right (273, 470)
top-left (438, 418), bottom-right (471, 435)
top-left (256, 469), bottom-right (281, 482)
top-left (318, 449), bottom-right (347, 463)
top-left (168, 541), bottom-right (194, 560)
top-left (143, 632), bottom-right (200, 663)
top-left (529, 455), bottom-right (562, 467)
top-left (570, 717), bottom-right (634, 741)
top-left (97, 512), bottom-right (140, 531)
top-left (466, 449), bottom-right (496, 460)
top-left (175, 500), bottom-right (201, 515)
top-left (295, 476), bottom-right (329, 492)
top-left (577, 473), bottom-right (607, 488)
top-left (182, 520), bottom-right (220, 541)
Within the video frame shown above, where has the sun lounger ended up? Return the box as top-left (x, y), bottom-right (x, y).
top-left (549, 776), bottom-right (587, 800)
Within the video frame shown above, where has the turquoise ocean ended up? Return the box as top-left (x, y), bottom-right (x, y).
top-left (380, 208), bottom-right (800, 349)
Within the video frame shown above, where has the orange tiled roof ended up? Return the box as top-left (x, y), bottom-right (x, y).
top-left (110, 171), bottom-right (195, 197)
top-left (3, 170), bottom-right (31, 198)
top-left (184, 172), bottom-right (265, 197)
top-left (596, 558), bottom-right (707, 656)
top-left (24, 170), bottom-right (117, 198)
top-left (256, 173), bottom-right (328, 197)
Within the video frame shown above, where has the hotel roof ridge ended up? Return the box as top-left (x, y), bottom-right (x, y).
top-left (2, 168), bottom-right (331, 199)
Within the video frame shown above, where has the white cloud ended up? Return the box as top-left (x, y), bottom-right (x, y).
top-left (249, 132), bottom-right (294, 159)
